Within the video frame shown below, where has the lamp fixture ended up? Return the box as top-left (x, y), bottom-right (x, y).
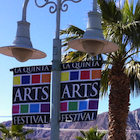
top-left (0, 0), bottom-right (46, 62)
top-left (68, 0), bottom-right (119, 55)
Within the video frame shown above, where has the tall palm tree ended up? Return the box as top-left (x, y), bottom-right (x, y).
top-left (60, 0), bottom-right (140, 139)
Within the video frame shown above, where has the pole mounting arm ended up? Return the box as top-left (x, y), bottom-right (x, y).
top-left (22, 0), bottom-right (82, 20)
top-left (22, 0), bottom-right (29, 21)
top-left (35, 0), bottom-right (81, 13)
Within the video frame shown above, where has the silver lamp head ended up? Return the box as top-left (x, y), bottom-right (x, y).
top-left (68, 11), bottom-right (119, 55)
top-left (0, 20), bottom-right (46, 62)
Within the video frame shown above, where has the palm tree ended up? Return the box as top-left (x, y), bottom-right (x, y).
top-left (11, 124), bottom-right (33, 140)
top-left (60, 0), bottom-right (140, 139)
top-left (75, 127), bottom-right (106, 140)
top-left (0, 123), bottom-right (12, 140)
top-left (0, 123), bottom-right (33, 140)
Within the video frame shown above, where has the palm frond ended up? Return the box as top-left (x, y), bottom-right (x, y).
top-left (98, 0), bottom-right (121, 23)
top-left (60, 25), bottom-right (84, 37)
top-left (100, 68), bottom-right (110, 97)
top-left (125, 61), bottom-right (140, 97)
top-left (134, 1), bottom-right (140, 20)
top-left (75, 127), bottom-right (106, 140)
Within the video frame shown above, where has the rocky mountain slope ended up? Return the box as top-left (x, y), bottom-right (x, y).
top-left (1, 108), bottom-right (140, 140)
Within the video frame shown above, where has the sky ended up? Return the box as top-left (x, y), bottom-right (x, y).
top-left (0, 0), bottom-right (140, 123)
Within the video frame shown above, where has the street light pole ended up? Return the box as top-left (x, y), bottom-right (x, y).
top-left (35, 1), bottom-right (82, 140)
top-left (51, 0), bottom-right (61, 139)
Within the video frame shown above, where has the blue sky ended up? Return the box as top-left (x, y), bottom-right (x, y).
top-left (0, 0), bottom-right (140, 123)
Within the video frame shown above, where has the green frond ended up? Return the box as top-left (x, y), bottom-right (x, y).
top-left (134, 1), bottom-right (140, 20)
top-left (0, 123), bottom-right (12, 139)
top-left (62, 51), bottom-right (88, 63)
top-left (98, 0), bottom-right (121, 23)
top-left (0, 124), bottom-right (33, 140)
top-left (75, 136), bottom-right (85, 140)
top-left (60, 25), bottom-right (84, 52)
top-left (125, 61), bottom-right (140, 97)
top-left (100, 68), bottom-right (110, 97)
top-left (97, 131), bottom-right (107, 139)
top-left (76, 127), bottom-right (107, 140)
top-left (122, 0), bottom-right (131, 23)
top-left (60, 25), bottom-right (84, 36)
top-left (80, 130), bottom-right (86, 137)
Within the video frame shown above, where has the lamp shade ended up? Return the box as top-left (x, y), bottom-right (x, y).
top-left (68, 11), bottom-right (119, 55)
top-left (0, 20), bottom-right (46, 62)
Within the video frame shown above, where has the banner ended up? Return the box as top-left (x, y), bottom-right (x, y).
top-left (12, 65), bottom-right (51, 125)
top-left (60, 61), bottom-right (101, 122)
top-left (12, 61), bottom-right (101, 125)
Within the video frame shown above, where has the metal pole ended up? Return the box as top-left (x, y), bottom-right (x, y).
top-left (93, 0), bottom-right (97, 11)
top-left (51, 0), bottom-right (61, 139)
top-left (22, 0), bottom-right (29, 21)
top-left (119, 0), bottom-right (120, 9)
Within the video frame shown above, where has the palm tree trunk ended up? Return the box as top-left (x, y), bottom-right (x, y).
top-left (108, 61), bottom-right (130, 140)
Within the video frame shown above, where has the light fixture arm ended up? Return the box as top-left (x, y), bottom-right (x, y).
top-left (35, 0), bottom-right (81, 13)
top-left (22, 0), bottom-right (29, 21)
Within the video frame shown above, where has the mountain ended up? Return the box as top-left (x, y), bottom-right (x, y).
top-left (1, 108), bottom-right (140, 140)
